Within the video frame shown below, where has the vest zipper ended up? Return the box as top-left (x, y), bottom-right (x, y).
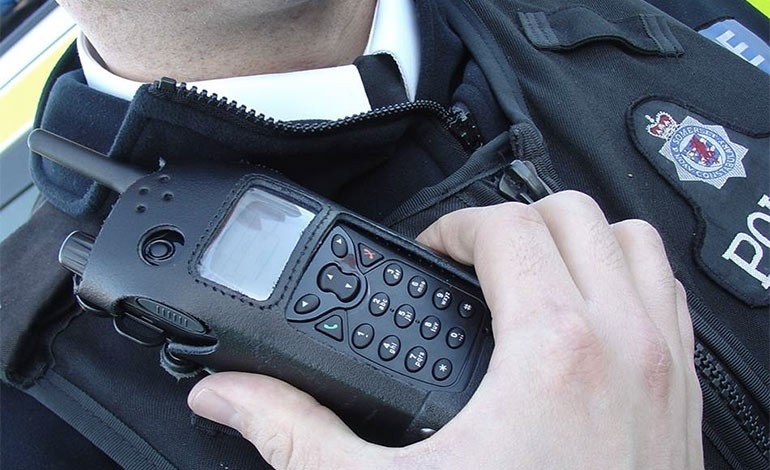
top-left (150, 77), bottom-right (482, 152)
top-left (695, 342), bottom-right (770, 462)
top-left (496, 159), bottom-right (554, 204)
top-left (688, 295), bottom-right (770, 466)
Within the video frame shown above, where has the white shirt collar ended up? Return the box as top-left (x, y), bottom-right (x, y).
top-left (78, 0), bottom-right (419, 122)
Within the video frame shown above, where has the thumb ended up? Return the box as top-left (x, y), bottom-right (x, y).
top-left (188, 372), bottom-right (389, 469)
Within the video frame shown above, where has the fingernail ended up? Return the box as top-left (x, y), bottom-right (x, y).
top-left (189, 388), bottom-right (241, 430)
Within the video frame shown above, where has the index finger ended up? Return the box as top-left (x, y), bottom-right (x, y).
top-left (416, 203), bottom-right (586, 339)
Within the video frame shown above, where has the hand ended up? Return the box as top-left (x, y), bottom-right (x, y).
top-left (187, 191), bottom-right (703, 469)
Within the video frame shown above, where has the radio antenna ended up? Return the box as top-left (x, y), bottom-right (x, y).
top-left (28, 128), bottom-right (146, 194)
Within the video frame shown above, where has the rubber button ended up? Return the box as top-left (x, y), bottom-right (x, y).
top-left (331, 234), bottom-right (348, 258)
top-left (318, 264), bottom-right (360, 302)
top-left (294, 294), bottom-right (320, 314)
top-left (433, 288), bottom-right (452, 310)
top-left (369, 292), bottom-right (390, 316)
top-left (408, 276), bottom-right (428, 298)
top-left (352, 323), bottom-right (374, 349)
top-left (378, 335), bottom-right (400, 361)
top-left (147, 240), bottom-right (174, 260)
top-left (394, 305), bottom-right (415, 328)
top-left (420, 315), bottom-right (441, 340)
top-left (433, 358), bottom-right (453, 381)
top-left (458, 301), bottom-right (476, 319)
top-left (447, 327), bottom-right (466, 349)
top-left (383, 263), bottom-right (403, 286)
top-left (405, 347), bottom-right (428, 372)
top-left (358, 243), bottom-right (383, 267)
top-left (315, 315), bottom-right (344, 341)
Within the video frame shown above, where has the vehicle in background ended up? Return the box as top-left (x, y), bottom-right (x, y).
top-left (0, 1), bottom-right (77, 240)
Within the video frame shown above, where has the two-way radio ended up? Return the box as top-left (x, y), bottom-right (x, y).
top-left (29, 129), bottom-right (494, 445)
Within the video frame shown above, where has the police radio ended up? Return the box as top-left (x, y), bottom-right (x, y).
top-left (29, 129), bottom-right (493, 445)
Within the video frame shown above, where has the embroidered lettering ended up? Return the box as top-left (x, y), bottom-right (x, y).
top-left (722, 195), bottom-right (770, 289)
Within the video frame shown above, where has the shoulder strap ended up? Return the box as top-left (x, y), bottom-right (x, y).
top-left (27, 371), bottom-right (177, 470)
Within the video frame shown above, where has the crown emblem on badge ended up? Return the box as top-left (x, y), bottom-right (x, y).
top-left (645, 112), bottom-right (679, 140)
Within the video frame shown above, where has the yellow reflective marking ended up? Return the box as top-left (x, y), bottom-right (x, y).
top-left (746, 0), bottom-right (770, 18)
top-left (0, 31), bottom-right (77, 148)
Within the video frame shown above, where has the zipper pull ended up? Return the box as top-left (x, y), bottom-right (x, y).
top-left (447, 104), bottom-right (483, 151)
top-left (155, 76), bottom-right (178, 93)
top-left (498, 160), bottom-right (554, 204)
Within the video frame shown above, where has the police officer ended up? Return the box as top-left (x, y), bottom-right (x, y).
top-left (15, 0), bottom-right (768, 467)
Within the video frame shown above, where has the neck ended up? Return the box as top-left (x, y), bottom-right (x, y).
top-left (58, 0), bottom-right (377, 82)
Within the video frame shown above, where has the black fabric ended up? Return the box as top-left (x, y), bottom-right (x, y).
top-left (0, 202), bottom-right (100, 387)
top-left (26, 372), bottom-right (177, 470)
top-left (518, 7), bottom-right (684, 55)
top-left (29, 66), bottom-right (130, 218)
top-left (0, 382), bottom-right (121, 470)
top-left (353, 53), bottom-right (408, 108)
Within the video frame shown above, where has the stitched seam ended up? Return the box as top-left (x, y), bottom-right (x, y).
top-left (651, 16), bottom-right (674, 53)
top-left (460, 3), bottom-right (535, 119)
top-left (534, 12), bottom-right (559, 47)
top-left (187, 174), bottom-right (331, 310)
top-left (660, 17), bottom-right (684, 55)
top-left (640, 15), bottom-right (666, 53)
top-left (519, 12), bottom-right (556, 48)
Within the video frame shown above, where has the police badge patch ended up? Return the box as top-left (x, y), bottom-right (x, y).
top-left (630, 98), bottom-right (769, 307)
top-left (645, 112), bottom-right (748, 189)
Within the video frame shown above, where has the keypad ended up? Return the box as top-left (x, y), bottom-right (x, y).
top-left (331, 234), bottom-right (348, 258)
top-left (408, 276), bottom-right (427, 298)
top-left (287, 225), bottom-right (487, 387)
top-left (379, 335), bottom-right (400, 360)
top-left (369, 292), bottom-right (389, 316)
top-left (420, 315), bottom-right (441, 340)
top-left (394, 305), bottom-right (415, 328)
top-left (447, 327), bottom-right (465, 349)
top-left (318, 265), bottom-right (360, 302)
top-left (294, 294), bottom-right (320, 314)
top-left (458, 301), bottom-right (476, 319)
top-left (384, 263), bottom-right (403, 286)
top-left (352, 324), bottom-right (374, 348)
top-left (433, 358), bottom-right (452, 381)
top-left (433, 289), bottom-right (452, 310)
top-left (405, 347), bottom-right (427, 372)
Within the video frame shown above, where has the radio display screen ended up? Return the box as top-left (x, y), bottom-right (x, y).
top-left (198, 188), bottom-right (315, 301)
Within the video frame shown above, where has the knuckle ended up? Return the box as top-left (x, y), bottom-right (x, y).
top-left (638, 329), bottom-right (675, 399)
top-left (618, 219), bottom-right (676, 284)
top-left (587, 217), bottom-right (625, 270)
top-left (618, 219), bottom-right (666, 253)
top-left (554, 190), bottom-right (604, 215)
top-left (488, 201), bottom-right (546, 229)
top-left (543, 313), bottom-right (609, 387)
top-left (557, 314), bottom-right (604, 360)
